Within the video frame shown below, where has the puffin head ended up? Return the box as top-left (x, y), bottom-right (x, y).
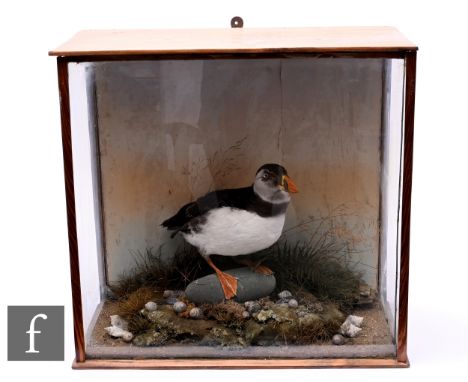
top-left (253, 163), bottom-right (298, 204)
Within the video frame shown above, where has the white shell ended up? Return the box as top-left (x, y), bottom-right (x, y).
top-left (278, 290), bottom-right (293, 300)
top-left (105, 326), bottom-right (133, 342)
top-left (339, 321), bottom-right (362, 338)
top-left (145, 301), bottom-right (158, 311)
top-left (110, 315), bottom-right (128, 330)
top-left (346, 315), bottom-right (364, 327)
top-left (189, 307), bottom-right (202, 319)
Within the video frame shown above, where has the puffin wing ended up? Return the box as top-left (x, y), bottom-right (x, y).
top-left (161, 186), bottom-right (253, 235)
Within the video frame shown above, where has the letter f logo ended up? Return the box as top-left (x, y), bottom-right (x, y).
top-left (25, 313), bottom-right (48, 353)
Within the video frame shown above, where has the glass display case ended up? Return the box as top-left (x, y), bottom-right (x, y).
top-left (50, 26), bottom-right (417, 369)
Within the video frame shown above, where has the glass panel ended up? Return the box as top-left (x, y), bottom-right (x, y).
top-left (68, 57), bottom-right (405, 359)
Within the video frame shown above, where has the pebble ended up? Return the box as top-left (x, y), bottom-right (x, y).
top-left (166, 297), bottom-right (179, 305)
top-left (242, 311), bottom-right (250, 319)
top-left (288, 299), bottom-right (299, 308)
top-left (277, 290), bottom-right (293, 300)
top-left (173, 301), bottom-right (187, 313)
top-left (189, 307), bottom-right (202, 319)
top-left (332, 334), bottom-right (345, 345)
top-left (163, 290), bottom-right (173, 298)
top-left (104, 286), bottom-right (118, 300)
top-left (144, 301), bottom-right (158, 312)
top-left (244, 301), bottom-right (261, 314)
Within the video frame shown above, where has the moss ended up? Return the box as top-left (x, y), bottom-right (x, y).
top-left (110, 245), bottom-right (209, 299)
top-left (117, 286), bottom-right (155, 318)
top-left (263, 240), bottom-right (362, 312)
top-left (202, 300), bottom-right (246, 327)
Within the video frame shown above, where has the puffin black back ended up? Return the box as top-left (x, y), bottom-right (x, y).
top-left (61, 49), bottom-right (413, 363)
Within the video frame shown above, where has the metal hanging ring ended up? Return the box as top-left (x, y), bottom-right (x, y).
top-left (231, 16), bottom-right (244, 28)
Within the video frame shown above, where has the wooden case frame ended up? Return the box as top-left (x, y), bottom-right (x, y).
top-left (51, 27), bottom-right (417, 369)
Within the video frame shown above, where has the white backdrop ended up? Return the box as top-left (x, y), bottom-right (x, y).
top-left (1, 1), bottom-right (467, 381)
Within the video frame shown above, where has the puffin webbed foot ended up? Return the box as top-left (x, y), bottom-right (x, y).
top-left (253, 264), bottom-right (274, 275)
top-left (215, 270), bottom-right (238, 300)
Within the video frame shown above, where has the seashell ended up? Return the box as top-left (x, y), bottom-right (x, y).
top-left (173, 301), bottom-right (187, 313)
top-left (346, 315), bottom-right (364, 327)
top-left (332, 334), bottom-right (345, 345)
top-left (288, 299), bottom-right (299, 308)
top-left (110, 315), bottom-right (128, 330)
top-left (277, 290), bottom-right (293, 300)
top-left (105, 326), bottom-right (133, 342)
top-left (339, 321), bottom-right (362, 338)
top-left (244, 301), bottom-right (261, 314)
top-left (144, 301), bottom-right (158, 312)
top-left (189, 307), bottom-right (202, 319)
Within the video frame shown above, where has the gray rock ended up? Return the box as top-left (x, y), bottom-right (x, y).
top-left (173, 301), bottom-right (187, 313)
top-left (163, 290), bottom-right (174, 298)
top-left (288, 299), bottom-right (299, 308)
top-left (277, 290), bottom-right (293, 300)
top-left (144, 301), bottom-right (158, 312)
top-left (166, 297), bottom-right (179, 305)
top-left (104, 286), bottom-right (118, 300)
top-left (185, 267), bottom-right (276, 304)
top-left (189, 307), bottom-right (203, 319)
top-left (332, 334), bottom-right (345, 345)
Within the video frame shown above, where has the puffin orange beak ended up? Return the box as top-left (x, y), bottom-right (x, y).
top-left (281, 175), bottom-right (298, 193)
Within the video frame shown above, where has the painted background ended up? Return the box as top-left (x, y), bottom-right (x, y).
top-left (93, 58), bottom-right (384, 287)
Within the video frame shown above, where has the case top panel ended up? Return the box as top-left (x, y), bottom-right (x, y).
top-left (49, 27), bottom-right (417, 56)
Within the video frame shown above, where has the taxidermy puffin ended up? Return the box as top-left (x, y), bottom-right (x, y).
top-left (162, 163), bottom-right (298, 300)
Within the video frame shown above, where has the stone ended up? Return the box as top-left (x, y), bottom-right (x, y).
top-left (163, 290), bottom-right (174, 298)
top-left (242, 311), bottom-right (250, 319)
top-left (288, 299), bottom-right (299, 308)
top-left (144, 301), bottom-right (158, 312)
top-left (166, 296), bottom-right (179, 305)
top-left (185, 267), bottom-right (276, 304)
top-left (277, 290), bottom-right (293, 300)
top-left (105, 326), bottom-right (133, 342)
top-left (104, 286), bottom-right (118, 300)
top-left (332, 333), bottom-right (345, 345)
top-left (173, 301), bottom-right (187, 313)
top-left (110, 315), bottom-right (128, 330)
top-left (189, 307), bottom-right (203, 319)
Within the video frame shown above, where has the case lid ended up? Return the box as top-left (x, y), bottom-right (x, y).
top-left (49, 27), bottom-right (417, 57)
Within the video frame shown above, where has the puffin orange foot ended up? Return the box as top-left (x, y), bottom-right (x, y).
top-left (253, 264), bottom-right (274, 275)
top-left (216, 271), bottom-right (238, 299)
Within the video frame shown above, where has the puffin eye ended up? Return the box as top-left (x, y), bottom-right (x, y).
top-left (261, 173), bottom-right (269, 181)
